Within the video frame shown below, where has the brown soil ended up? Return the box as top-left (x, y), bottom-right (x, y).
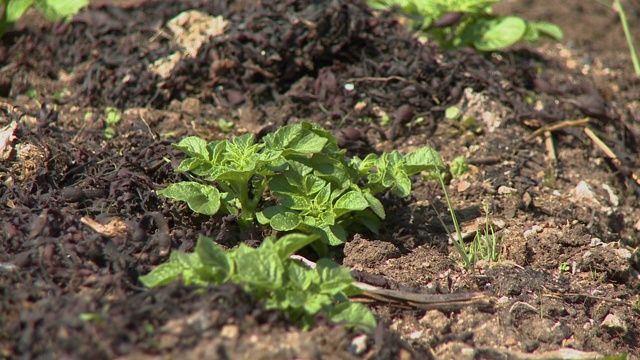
top-left (1, 0), bottom-right (639, 359)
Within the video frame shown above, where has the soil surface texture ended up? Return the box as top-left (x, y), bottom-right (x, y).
top-left (1, 0), bottom-right (640, 359)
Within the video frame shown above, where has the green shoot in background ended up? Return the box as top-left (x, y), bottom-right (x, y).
top-left (366, 0), bottom-right (563, 51)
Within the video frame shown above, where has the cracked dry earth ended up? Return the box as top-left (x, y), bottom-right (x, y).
top-left (1, 0), bottom-right (640, 359)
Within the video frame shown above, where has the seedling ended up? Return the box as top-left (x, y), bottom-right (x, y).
top-left (140, 233), bottom-right (377, 332)
top-left (158, 121), bottom-right (445, 247)
top-left (450, 156), bottom-right (470, 178)
top-left (431, 162), bottom-right (502, 268)
top-left (366, 0), bottom-right (563, 51)
top-left (104, 106), bottom-right (121, 139)
top-left (215, 118), bottom-right (234, 133)
top-left (559, 262), bottom-right (570, 272)
top-left (468, 202), bottom-right (502, 262)
top-left (27, 89), bottom-right (38, 99)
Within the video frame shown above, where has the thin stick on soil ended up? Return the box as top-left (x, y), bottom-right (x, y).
top-left (525, 118), bottom-right (590, 142)
top-left (584, 126), bottom-right (640, 186)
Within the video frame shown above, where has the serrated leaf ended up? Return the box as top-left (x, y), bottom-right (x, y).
top-left (327, 302), bottom-right (377, 333)
top-left (139, 262), bottom-right (182, 287)
top-left (158, 182), bottom-right (222, 215)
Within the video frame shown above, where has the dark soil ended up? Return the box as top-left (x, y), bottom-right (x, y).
top-left (1, 0), bottom-right (640, 359)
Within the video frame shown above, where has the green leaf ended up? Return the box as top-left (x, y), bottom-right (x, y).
top-left (257, 206), bottom-right (301, 231)
top-left (353, 209), bottom-right (382, 233)
top-left (305, 154), bottom-right (355, 187)
top-left (34, 0), bottom-right (88, 21)
top-left (194, 235), bottom-right (230, 282)
top-left (528, 21), bottom-right (563, 42)
top-left (286, 261), bottom-right (314, 291)
top-left (139, 262), bottom-right (183, 287)
top-left (472, 16), bottom-right (527, 51)
top-left (274, 233), bottom-right (320, 260)
top-left (173, 136), bottom-right (211, 159)
top-left (319, 224), bottom-right (348, 245)
top-left (317, 258), bottom-right (353, 295)
top-left (391, 168), bottom-right (411, 198)
top-left (232, 244), bottom-right (283, 289)
top-left (176, 158), bottom-right (213, 176)
top-left (327, 302), bottom-right (377, 333)
top-left (401, 146), bottom-right (446, 175)
top-left (333, 190), bottom-right (369, 217)
top-left (158, 182), bottom-right (222, 215)
top-left (264, 123), bottom-right (328, 155)
top-left (363, 192), bottom-right (385, 219)
top-left (6, 0), bottom-right (36, 22)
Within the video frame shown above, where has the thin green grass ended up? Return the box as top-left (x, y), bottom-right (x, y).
top-left (431, 159), bottom-right (502, 269)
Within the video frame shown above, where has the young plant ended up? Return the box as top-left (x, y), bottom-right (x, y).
top-left (431, 160), bottom-right (502, 268)
top-left (158, 122), bottom-right (445, 246)
top-left (366, 0), bottom-right (563, 51)
top-left (0, 0), bottom-right (88, 38)
top-left (139, 233), bottom-right (377, 332)
top-left (468, 202), bottom-right (502, 263)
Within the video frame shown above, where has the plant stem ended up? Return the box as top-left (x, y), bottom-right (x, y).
top-left (434, 173), bottom-right (471, 268)
top-left (614, 0), bottom-right (640, 75)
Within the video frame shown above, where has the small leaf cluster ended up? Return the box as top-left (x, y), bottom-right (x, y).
top-left (159, 121), bottom-right (445, 246)
top-left (139, 233), bottom-right (377, 332)
top-left (367, 0), bottom-right (563, 51)
top-left (1, 0), bottom-right (88, 38)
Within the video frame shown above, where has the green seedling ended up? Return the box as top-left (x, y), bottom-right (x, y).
top-left (215, 118), bottom-right (234, 133)
top-left (158, 121), bottom-right (445, 247)
top-left (468, 202), bottom-right (501, 263)
top-left (27, 89), bottom-right (38, 99)
top-left (367, 0), bottom-right (563, 51)
top-left (450, 156), bottom-right (470, 178)
top-left (53, 88), bottom-right (70, 101)
top-left (0, 0), bottom-right (88, 38)
top-left (431, 159), bottom-right (502, 268)
top-left (445, 106), bottom-right (462, 120)
top-left (104, 106), bottom-right (121, 139)
top-left (559, 262), bottom-right (570, 272)
top-left (140, 233), bottom-right (377, 332)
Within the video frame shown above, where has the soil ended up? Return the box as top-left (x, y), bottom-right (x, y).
top-left (1, 0), bottom-right (640, 359)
